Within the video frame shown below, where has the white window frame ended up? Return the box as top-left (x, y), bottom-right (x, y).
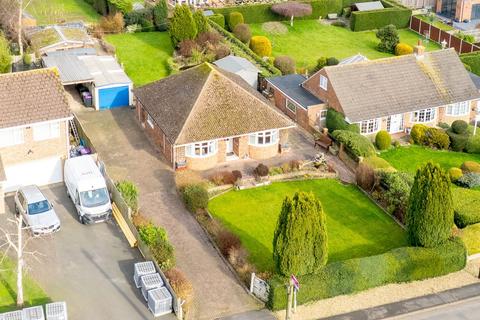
top-left (319, 109), bottom-right (328, 120)
top-left (359, 118), bottom-right (380, 135)
top-left (146, 114), bottom-right (154, 128)
top-left (249, 130), bottom-right (279, 146)
top-left (319, 75), bottom-right (328, 90)
top-left (286, 99), bottom-right (297, 113)
top-left (186, 140), bottom-right (218, 158)
top-left (33, 122), bottom-right (60, 141)
top-left (411, 108), bottom-right (436, 123)
top-left (446, 101), bottom-right (469, 116)
top-left (0, 127), bottom-right (24, 147)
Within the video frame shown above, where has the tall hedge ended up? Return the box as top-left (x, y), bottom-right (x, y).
top-left (107, 0), bottom-right (133, 13)
top-left (169, 5), bottom-right (197, 47)
top-left (193, 10), bottom-right (209, 34)
top-left (153, 0), bottom-right (168, 31)
top-left (228, 12), bottom-right (244, 31)
top-left (325, 108), bottom-right (359, 133)
top-left (331, 130), bottom-right (376, 158)
top-left (406, 162), bottom-right (454, 248)
top-left (350, 0), bottom-right (412, 32)
top-left (267, 238), bottom-right (466, 310)
top-left (273, 192), bottom-right (328, 276)
top-left (460, 51), bottom-right (480, 76)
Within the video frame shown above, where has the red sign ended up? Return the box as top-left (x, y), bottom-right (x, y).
top-left (291, 274), bottom-right (299, 291)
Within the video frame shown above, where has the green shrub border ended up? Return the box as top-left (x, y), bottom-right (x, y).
top-left (267, 237), bottom-right (466, 310)
top-left (460, 51), bottom-right (480, 76)
top-left (350, 0), bottom-right (412, 31)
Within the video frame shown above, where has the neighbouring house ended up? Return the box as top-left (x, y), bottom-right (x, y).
top-left (351, 1), bottom-right (384, 11)
top-left (134, 63), bottom-right (295, 171)
top-left (338, 53), bottom-right (369, 65)
top-left (213, 55), bottom-right (261, 88)
top-left (25, 22), bottom-right (95, 55)
top-left (266, 45), bottom-right (480, 135)
top-left (0, 69), bottom-right (72, 194)
top-left (436, 0), bottom-right (480, 21)
top-left (42, 52), bottom-right (133, 110)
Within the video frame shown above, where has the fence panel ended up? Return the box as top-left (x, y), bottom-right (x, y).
top-left (461, 41), bottom-right (473, 54)
top-left (430, 26), bottom-right (440, 43)
top-left (419, 20), bottom-right (430, 37)
top-left (451, 36), bottom-right (462, 53)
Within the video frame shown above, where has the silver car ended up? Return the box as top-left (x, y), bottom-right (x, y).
top-left (14, 185), bottom-right (61, 236)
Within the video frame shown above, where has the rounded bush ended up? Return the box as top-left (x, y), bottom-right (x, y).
top-left (395, 43), bottom-right (413, 56)
top-left (228, 12), bottom-right (244, 31)
top-left (449, 167), bottom-right (463, 182)
top-left (447, 129), bottom-right (469, 152)
top-left (424, 127), bottom-right (450, 150)
top-left (466, 135), bottom-right (480, 154)
top-left (181, 184), bottom-right (208, 213)
top-left (208, 13), bottom-right (225, 29)
top-left (315, 57), bottom-right (327, 71)
top-left (274, 55), bottom-right (296, 75)
top-left (254, 163), bottom-right (269, 177)
top-left (249, 36), bottom-right (272, 57)
top-left (326, 57), bottom-right (339, 66)
top-left (410, 124), bottom-right (428, 145)
top-left (451, 120), bottom-right (468, 134)
top-left (461, 161), bottom-right (480, 173)
top-left (375, 130), bottom-right (391, 150)
top-left (233, 23), bottom-right (251, 44)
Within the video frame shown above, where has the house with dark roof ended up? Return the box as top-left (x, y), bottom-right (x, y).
top-left (0, 69), bottom-right (72, 194)
top-left (267, 44), bottom-right (480, 135)
top-left (134, 63), bottom-right (295, 170)
top-left (213, 55), bottom-right (260, 88)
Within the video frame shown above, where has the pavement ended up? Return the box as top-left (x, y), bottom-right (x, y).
top-left (76, 108), bottom-right (261, 320)
top-left (2, 184), bottom-right (175, 320)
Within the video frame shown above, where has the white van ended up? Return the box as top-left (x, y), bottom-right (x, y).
top-left (64, 155), bottom-right (112, 224)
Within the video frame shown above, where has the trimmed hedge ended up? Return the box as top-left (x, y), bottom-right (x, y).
top-left (460, 51), bottom-right (480, 76)
top-left (250, 35), bottom-right (272, 57)
top-left (453, 188), bottom-right (480, 228)
top-left (228, 11), bottom-right (244, 31)
top-left (332, 130), bottom-right (376, 158)
top-left (208, 13), bottom-right (225, 28)
top-left (268, 238), bottom-right (466, 310)
top-left (350, 0), bottom-right (412, 32)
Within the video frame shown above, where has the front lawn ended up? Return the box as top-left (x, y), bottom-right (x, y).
top-left (0, 258), bottom-right (49, 313)
top-left (379, 145), bottom-right (480, 173)
top-left (105, 32), bottom-right (174, 86)
top-left (249, 20), bottom-right (440, 70)
top-left (459, 223), bottom-right (480, 255)
top-left (208, 179), bottom-right (407, 272)
top-left (27, 0), bottom-right (100, 25)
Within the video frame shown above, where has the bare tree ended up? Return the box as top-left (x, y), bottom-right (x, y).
top-left (271, 2), bottom-right (312, 27)
top-left (0, 215), bottom-right (43, 307)
top-left (0, 0), bottom-right (33, 55)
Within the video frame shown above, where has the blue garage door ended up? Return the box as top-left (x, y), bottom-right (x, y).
top-left (98, 85), bottom-right (130, 109)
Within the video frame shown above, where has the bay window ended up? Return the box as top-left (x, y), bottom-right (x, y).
top-left (411, 108), bottom-right (436, 123)
top-left (359, 119), bottom-right (379, 134)
top-left (446, 102), bottom-right (469, 116)
top-left (0, 127), bottom-right (24, 147)
top-left (249, 130), bottom-right (279, 146)
top-left (186, 140), bottom-right (217, 157)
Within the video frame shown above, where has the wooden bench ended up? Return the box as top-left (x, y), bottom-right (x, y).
top-left (112, 202), bottom-right (138, 248)
top-left (314, 135), bottom-right (333, 150)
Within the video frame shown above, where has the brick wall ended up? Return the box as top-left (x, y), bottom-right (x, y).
top-left (248, 143), bottom-right (279, 160)
top-left (303, 70), bottom-right (344, 114)
top-left (0, 120), bottom-right (68, 167)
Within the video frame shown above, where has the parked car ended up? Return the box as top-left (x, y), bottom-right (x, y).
top-left (64, 155), bottom-right (112, 224)
top-left (14, 185), bottom-right (61, 236)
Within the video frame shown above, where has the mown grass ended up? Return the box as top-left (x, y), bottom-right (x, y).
top-left (27, 0), bottom-right (100, 25)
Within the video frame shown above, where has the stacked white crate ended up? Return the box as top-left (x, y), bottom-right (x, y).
top-left (140, 273), bottom-right (164, 301)
top-left (2, 311), bottom-right (22, 320)
top-left (22, 306), bottom-right (45, 320)
top-left (45, 302), bottom-right (67, 320)
top-left (147, 286), bottom-right (173, 317)
top-left (133, 261), bottom-right (156, 288)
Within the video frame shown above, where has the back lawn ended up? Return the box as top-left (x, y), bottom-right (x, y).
top-left (106, 32), bottom-right (174, 86)
top-left (208, 179), bottom-right (407, 272)
top-left (379, 145), bottom-right (480, 173)
top-left (27, 0), bottom-right (100, 25)
top-left (249, 20), bottom-right (440, 70)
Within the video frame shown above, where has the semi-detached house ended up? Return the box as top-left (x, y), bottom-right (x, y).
top-left (265, 44), bottom-right (480, 135)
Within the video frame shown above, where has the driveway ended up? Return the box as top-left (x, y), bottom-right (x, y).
top-left (76, 108), bottom-right (261, 319)
top-left (3, 184), bottom-right (176, 320)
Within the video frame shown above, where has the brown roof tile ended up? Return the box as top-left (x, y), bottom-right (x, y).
top-left (0, 69), bottom-right (72, 129)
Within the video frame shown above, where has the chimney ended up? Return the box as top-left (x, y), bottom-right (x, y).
top-left (414, 39), bottom-right (425, 59)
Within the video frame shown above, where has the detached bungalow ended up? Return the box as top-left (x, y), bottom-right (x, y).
top-left (266, 44), bottom-right (480, 135)
top-left (134, 63), bottom-right (295, 171)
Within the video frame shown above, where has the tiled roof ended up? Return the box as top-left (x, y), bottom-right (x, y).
top-left (134, 63), bottom-right (294, 145)
top-left (0, 69), bottom-right (72, 129)
top-left (339, 54), bottom-right (369, 65)
top-left (322, 49), bottom-right (480, 122)
top-left (267, 74), bottom-right (323, 109)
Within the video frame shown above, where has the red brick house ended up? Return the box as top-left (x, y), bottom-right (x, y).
top-left (134, 63), bottom-right (295, 171)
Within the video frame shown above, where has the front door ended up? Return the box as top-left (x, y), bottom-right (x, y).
top-left (388, 114), bottom-right (404, 133)
top-left (225, 138), bottom-right (234, 155)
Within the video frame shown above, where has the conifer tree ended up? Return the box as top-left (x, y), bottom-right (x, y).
top-left (169, 5), bottom-right (197, 46)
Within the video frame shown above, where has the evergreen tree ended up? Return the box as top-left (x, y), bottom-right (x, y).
top-left (406, 162), bottom-right (454, 247)
top-left (273, 192), bottom-right (328, 276)
top-left (169, 5), bottom-right (197, 46)
top-left (376, 24), bottom-right (399, 53)
top-left (153, 0), bottom-right (169, 31)
top-left (193, 10), bottom-right (209, 35)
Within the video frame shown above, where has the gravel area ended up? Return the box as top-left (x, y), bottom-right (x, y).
top-left (274, 264), bottom-right (480, 320)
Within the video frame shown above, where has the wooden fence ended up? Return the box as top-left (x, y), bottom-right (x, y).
top-left (409, 16), bottom-right (480, 54)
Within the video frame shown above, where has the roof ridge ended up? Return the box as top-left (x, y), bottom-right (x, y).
top-left (0, 67), bottom-right (58, 78)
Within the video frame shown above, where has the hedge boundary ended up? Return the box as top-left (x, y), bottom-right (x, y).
top-left (460, 51), bottom-right (480, 76)
top-left (267, 237), bottom-right (467, 310)
top-left (350, 0), bottom-right (412, 31)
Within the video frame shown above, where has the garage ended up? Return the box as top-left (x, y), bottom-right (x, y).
top-left (3, 157), bottom-right (63, 192)
top-left (98, 85), bottom-right (130, 109)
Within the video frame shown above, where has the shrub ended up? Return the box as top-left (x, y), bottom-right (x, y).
top-left (356, 162), bottom-right (375, 191)
top-left (178, 39), bottom-right (199, 57)
top-left (424, 127), bottom-right (450, 150)
top-left (232, 170), bottom-right (242, 182)
top-left (108, 0), bottom-right (132, 13)
top-left (151, 237), bottom-right (176, 271)
top-left (331, 20), bottom-right (347, 27)
top-left (455, 172), bottom-right (480, 188)
top-left (228, 12), bottom-right (244, 31)
top-left (289, 159), bottom-right (301, 171)
top-left (153, 0), bottom-right (168, 31)
top-left (274, 56), bottom-right (295, 75)
top-left (362, 156), bottom-right (395, 171)
top-left (214, 44), bottom-right (231, 59)
top-left (325, 108), bottom-right (348, 133)
top-left (314, 56), bottom-right (327, 71)
top-left (192, 10), bottom-right (209, 35)
top-left (217, 229), bottom-right (242, 256)
top-left (406, 162), bottom-right (454, 247)
top-left (326, 57), bottom-right (339, 66)
top-left (395, 42), bottom-right (413, 55)
top-left (254, 163), bottom-right (269, 177)
top-left (451, 120), bottom-right (468, 134)
top-left (460, 51), bottom-right (480, 76)
top-left (466, 134), bottom-right (480, 153)
top-left (99, 12), bottom-right (125, 33)
top-left (115, 180), bottom-right (139, 211)
top-left (461, 161), bottom-right (480, 173)
top-left (221, 171), bottom-right (237, 185)
top-left (267, 238), bottom-right (466, 310)
top-left (376, 24), bottom-right (399, 53)
top-left (269, 166), bottom-right (283, 175)
top-left (181, 184), bottom-right (209, 213)
top-left (196, 31), bottom-right (221, 46)
top-left (138, 223), bottom-right (168, 246)
top-left (249, 36), bottom-right (272, 57)
top-left (22, 53), bottom-right (32, 65)
top-left (208, 13), bottom-right (225, 29)
top-left (170, 5), bottom-right (197, 46)
top-left (164, 268), bottom-right (193, 312)
top-left (449, 167), bottom-right (463, 182)
top-left (233, 24), bottom-right (251, 43)
top-left (378, 171), bottom-right (414, 223)
top-left (410, 124), bottom-right (428, 145)
top-left (273, 192), bottom-right (328, 276)
top-left (453, 188), bottom-right (480, 228)
top-left (124, 9), bottom-right (152, 26)
top-left (271, 1), bottom-right (313, 27)
top-left (93, 0), bottom-right (108, 15)
top-left (331, 130), bottom-right (376, 158)
top-left (447, 129), bottom-right (469, 152)
top-left (375, 130), bottom-right (391, 150)
top-left (438, 122), bottom-right (450, 130)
